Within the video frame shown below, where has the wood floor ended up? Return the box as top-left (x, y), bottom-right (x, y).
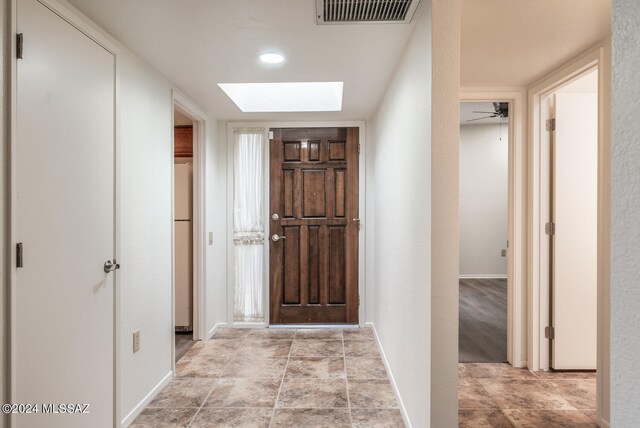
top-left (175, 331), bottom-right (195, 363)
top-left (459, 278), bottom-right (507, 363)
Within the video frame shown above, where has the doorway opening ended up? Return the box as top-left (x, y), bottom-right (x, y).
top-left (173, 108), bottom-right (195, 361)
top-left (458, 101), bottom-right (510, 363)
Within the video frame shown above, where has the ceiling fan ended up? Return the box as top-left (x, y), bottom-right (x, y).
top-left (467, 102), bottom-right (509, 122)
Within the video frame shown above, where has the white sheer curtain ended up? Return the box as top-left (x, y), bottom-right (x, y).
top-left (233, 128), bottom-right (265, 322)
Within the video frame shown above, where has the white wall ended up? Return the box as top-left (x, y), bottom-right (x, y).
top-left (430, 0), bottom-right (460, 425)
top-left (204, 120), bottom-right (227, 335)
top-left (117, 51), bottom-right (174, 422)
top-left (459, 124), bottom-right (508, 277)
top-left (611, 0), bottom-right (640, 425)
top-left (369, 4), bottom-right (432, 426)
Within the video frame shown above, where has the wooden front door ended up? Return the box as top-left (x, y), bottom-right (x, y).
top-left (270, 128), bottom-right (359, 324)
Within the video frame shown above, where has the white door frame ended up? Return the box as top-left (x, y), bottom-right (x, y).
top-left (226, 121), bottom-right (367, 328)
top-left (171, 90), bottom-right (209, 366)
top-left (459, 91), bottom-right (526, 367)
top-left (528, 42), bottom-right (610, 426)
top-left (9, 0), bottom-right (121, 425)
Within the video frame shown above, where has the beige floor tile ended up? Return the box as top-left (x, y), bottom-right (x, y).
top-left (342, 328), bottom-right (375, 341)
top-left (129, 408), bottom-right (198, 428)
top-left (189, 407), bottom-right (273, 428)
top-left (533, 370), bottom-right (596, 380)
top-left (285, 357), bottom-right (346, 378)
top-left (465, 363), bottom-right (537, 380)
top-left (211, 328), bottom-right (251, 340)
top-left (204, 378), bottom-right (281, 408)
top-left (458, 377), bottom-right (499, 409)
top-left (504, 409), bottom-right (597, 427)
top-left (270, 408), bottom-right (351, 427)
top-left (344, 340), bottom-right (380, 357)
top-left (346, 356), bottom-right (387, 379)
top-left (222, 357), bottom-right (288, 378)
top-left (148, 379), bottom-right (216, 408)
top-left (459, 363), bottom-right (473, 379)
top-left (545, 379), bottom-right (597, 409)
top-left (236, 339), bottom-right (292, 358)
top-left (277, 379), bottom-right (349, 408)
top-left (188, 339), bottom-right (242, 357)
top-left (351, 408), bottom-right (406, 427)
top-left (246, 328), bottom-right (296, 340)
top-left (290, 339), bottom-right (344, 357)
top-left (477, 379), bottom-right (576, 410)
top-left (348, 379), bottom-right (398, 408)
top-left (295, 329), bottom-right (343, 340)
top-left (458, 409), bottom-right (514, 428)
top-left (175, 354), bottom-right (231, 378)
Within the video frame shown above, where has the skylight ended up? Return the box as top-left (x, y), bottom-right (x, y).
top-left (218, 82), bottom-right (344, 113)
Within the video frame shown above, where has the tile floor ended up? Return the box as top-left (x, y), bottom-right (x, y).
top-left (459, 363), bottom-right (597, 427)
top-left (131, 327), bottom-right (405, 427)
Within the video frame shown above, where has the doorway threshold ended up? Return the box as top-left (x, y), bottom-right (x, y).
top-left (269, 324), bottom-right (359, 329)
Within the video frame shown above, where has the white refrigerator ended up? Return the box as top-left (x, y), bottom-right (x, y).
top-left (174, 164), bottom-right (193, 331)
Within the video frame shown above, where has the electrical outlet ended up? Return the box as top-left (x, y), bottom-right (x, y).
top-left (208, 231), bottom-right (213, 245)
top-left (133, 330), bottom-right (141, 353)
top-left (500, 249), bottom-right (507, 257)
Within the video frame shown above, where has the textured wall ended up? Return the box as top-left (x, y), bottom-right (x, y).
top-left (611, 0), bottom-right (640, 426)
top-left (370, 4), bottom-right (432, 426)
top-left (117, 51), bottom-right (174, 423)
top-left (459, 124), bottom-right (508, 277)
top-left (431, 0), bottom-right (461, 426)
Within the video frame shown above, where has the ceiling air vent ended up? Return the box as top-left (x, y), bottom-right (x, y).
top-left (316, 0), bottom-right (421, 24)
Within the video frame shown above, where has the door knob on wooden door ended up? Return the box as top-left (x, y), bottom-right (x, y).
top-left (271, 234), bottom-right (286, 242)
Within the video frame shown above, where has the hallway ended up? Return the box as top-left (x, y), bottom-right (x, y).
top-left (132, 327), bottom-right (404, 427)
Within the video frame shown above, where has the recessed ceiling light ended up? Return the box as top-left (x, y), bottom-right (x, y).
top-left (218, 82), bottom-right (344, 112)
top-left (259, 52), bottom-right (285, 64)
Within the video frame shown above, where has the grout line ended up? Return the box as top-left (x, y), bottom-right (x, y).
top-left (186, 332), bottom-right (245, 427)
top-left (268, 330), bottom-right (295, 428)
top-left (342, 330), bottom-right (354, 427)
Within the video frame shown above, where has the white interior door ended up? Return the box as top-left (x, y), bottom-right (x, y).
top-left (551, 92), bottom-right (598, 370)
top-left (15, 0), bottom-right (116, 426)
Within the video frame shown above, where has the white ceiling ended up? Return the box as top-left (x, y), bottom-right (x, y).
top-left (461, 0), bottom-right (611, 88)
top-left (460, 102), bottom-right (508, 125)
top-left (66, 0), bottom-right (419, 121)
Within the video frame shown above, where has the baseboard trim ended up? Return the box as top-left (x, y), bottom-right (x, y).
top-left (598, 418), bottom-right (610, 428)
top-left (121, 371), bottom-right (172, 427)
top-left (459, 275), bottom-right (508, 279)
top-left (367, 322), bottom-right (412, 428)
top-left (207, 322), bottom-right (227, 339)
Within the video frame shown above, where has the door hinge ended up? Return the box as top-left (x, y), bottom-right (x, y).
top-left (546, 118), bottom-right (556, 131)
top-left (17, 33), bottom-right (24, 59)
top-left (16, 243), bottom-right (23, 268)
top-left (545, 325), bottom-right (555, 340)
top-left (545, 222), bottom-right (555, 236)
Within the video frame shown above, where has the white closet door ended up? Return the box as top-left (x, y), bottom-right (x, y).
top-left (15, 0), bottom-right (116, 426)
top-left (552, 92), bottom-right (598, 370)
